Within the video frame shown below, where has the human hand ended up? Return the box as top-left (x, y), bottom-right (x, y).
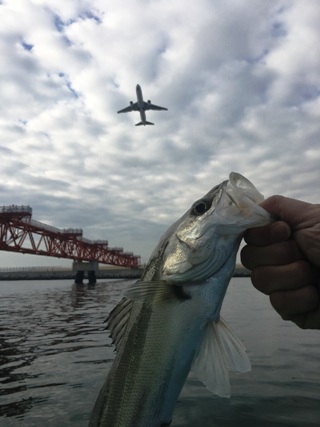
top-left (241, 195), bottom-right (320, 329)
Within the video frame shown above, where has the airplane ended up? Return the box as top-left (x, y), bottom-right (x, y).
top-left (117, 84), bottom-right (168, 126)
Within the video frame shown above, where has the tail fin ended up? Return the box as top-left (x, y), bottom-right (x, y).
top-left (135, 121), bottom-right (154, 126)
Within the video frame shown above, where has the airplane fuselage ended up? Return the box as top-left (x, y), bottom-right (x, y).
top-left (117, 84), bottom-right (167, 126)
top-left (136, 84), bottom-right (144, 108)
top-left (136, 84), bottom-right (148, 124)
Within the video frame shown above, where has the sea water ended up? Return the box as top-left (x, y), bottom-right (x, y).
top-left (0, 278), bottom-right (319, 426)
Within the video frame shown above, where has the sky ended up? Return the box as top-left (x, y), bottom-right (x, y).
top-left (0, 0), bottom-right (319, 268)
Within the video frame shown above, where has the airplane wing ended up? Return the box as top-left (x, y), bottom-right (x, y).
top-left (143, 101), bottom-right (168, 111)
top-left (117, 103), bottom-right (139, 113)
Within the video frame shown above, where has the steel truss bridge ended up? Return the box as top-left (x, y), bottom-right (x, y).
top-left (0, 205), bottom-right (140, 272)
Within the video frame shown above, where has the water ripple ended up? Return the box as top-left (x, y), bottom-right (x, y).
top-left (0, 279), bottom-right (131, 425)
top-left (0, 278), bottom-right (319, 426)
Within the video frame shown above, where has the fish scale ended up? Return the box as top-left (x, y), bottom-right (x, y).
top-left (105, 293), bottom-right (204, 426)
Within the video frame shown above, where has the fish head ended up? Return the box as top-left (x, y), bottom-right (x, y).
top-left (155, 172), bottom-right (271, 284)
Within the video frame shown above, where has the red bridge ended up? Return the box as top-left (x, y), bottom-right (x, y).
top-left (0, 205), bottom-right (140, 282)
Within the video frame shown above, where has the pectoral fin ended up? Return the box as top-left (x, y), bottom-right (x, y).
top-left (191, 318), bottom-right (251, 398)
top-left (125, 279), bottom-right (190, 302)
top-left (106, 297), bottom-right (134, 351)
top-left (107, 280), bottom-right (172, 352)
top-left (125, 280), bottom-right (169, 300)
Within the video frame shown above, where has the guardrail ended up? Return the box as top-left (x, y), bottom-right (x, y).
top-left (0, 205), bottom-right (32, 214)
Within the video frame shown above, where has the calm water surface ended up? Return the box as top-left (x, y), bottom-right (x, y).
top-left (0, 278), bottom-right (319, 426)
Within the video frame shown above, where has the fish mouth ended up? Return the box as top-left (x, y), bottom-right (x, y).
top-left (217, 172), bottom-right (271, 231)
top-left (223, 186), bottom-right (239, 207)
top-left (190, 173), bottom-right (265, 242)
top-left (222, 172), bottom-right (265, 208)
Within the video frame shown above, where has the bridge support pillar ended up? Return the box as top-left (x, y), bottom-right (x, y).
top-left (73, 261), bottom-right (99, 284)
top-left (88, 270), bottom-right (96, 285)
top-left (75, 270), bottom-right (84, 284)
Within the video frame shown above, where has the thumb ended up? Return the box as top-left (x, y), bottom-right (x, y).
top-left (260, 196), bottom-right (317, 230)
top-left (261, 196), bottom-right (320, 269)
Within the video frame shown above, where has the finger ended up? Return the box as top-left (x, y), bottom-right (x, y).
top-left (241, 239), bottom-right (304, 270)
top-left (244, 221), bottom-right (291, 246)
top-left (250, 261), bottom-right (318, 295)
top-left (295, 227), bottom-right (320, 270)
top-left (260, 195), bottom-right (313, 228)
top-left (269, 285), bottom-right (319, 321)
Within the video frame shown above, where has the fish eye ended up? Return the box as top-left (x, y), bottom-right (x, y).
top-left (192, 200), bottom-right (208, 216)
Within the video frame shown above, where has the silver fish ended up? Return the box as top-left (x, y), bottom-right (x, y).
top-left (89, 172), bottom-right (270, 427)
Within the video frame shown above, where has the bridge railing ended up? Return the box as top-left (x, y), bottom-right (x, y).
top-left (0, 205), bottom-right (32, 215)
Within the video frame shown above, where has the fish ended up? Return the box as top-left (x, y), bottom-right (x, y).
top-left (89, 172), bottom-right (271, 427)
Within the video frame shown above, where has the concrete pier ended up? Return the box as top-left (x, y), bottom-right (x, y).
top-left (74, 270), bottom-right (85, 284)
top-left (87, 270), bottom-right (96, 284)
top-left (73, 261), bottom-right (98, 284)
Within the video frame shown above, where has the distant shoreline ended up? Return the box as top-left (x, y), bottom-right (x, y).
top-left (0, 266), bottom-right (251, 281)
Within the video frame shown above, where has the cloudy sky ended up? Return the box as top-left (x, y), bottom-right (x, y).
top-left (0, 0), bottom-right (319, 268)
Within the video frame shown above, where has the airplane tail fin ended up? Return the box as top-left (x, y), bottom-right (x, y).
top-left (135, 121), bottom-right (154, 126)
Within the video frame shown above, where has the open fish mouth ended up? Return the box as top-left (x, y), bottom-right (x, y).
top-left (222, 172), bottom-right (265, 208)
top-left (223, 186), bottom-right (239, 207)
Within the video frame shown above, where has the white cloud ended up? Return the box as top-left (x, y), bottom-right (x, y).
top-left (0, 0), bottom-right (319, 267)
